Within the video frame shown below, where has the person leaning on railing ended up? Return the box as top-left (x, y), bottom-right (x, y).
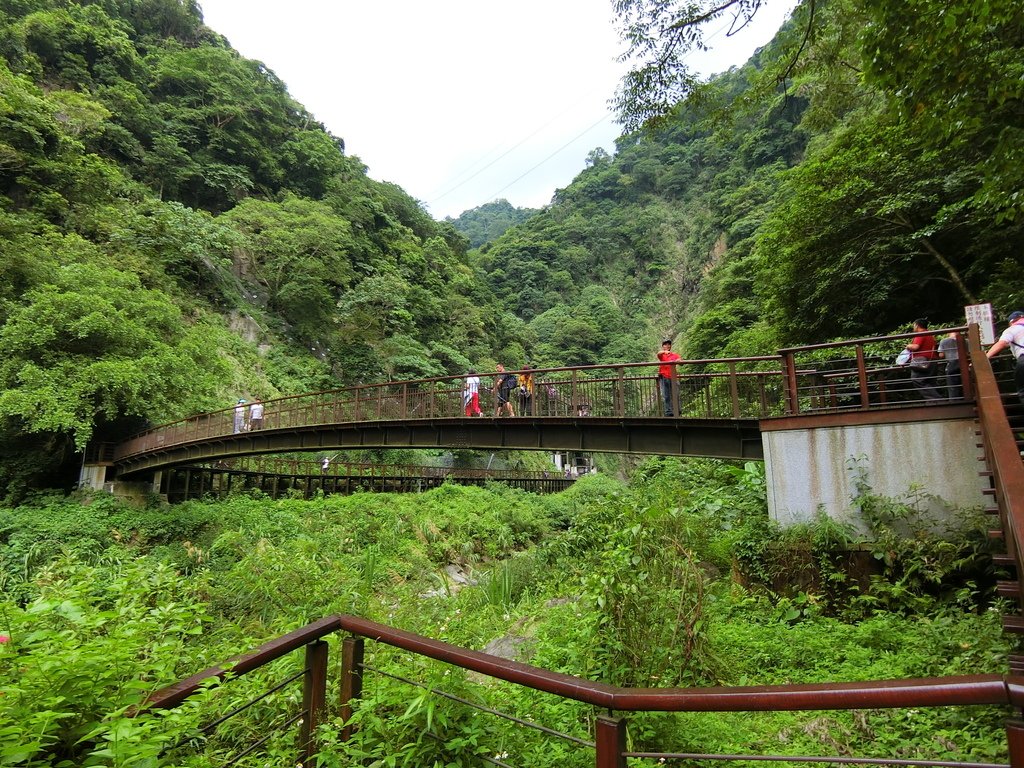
top-left (904, 318), bottom-right (943, 401)
top-left (986, 310), bottom-right (1024, 405)
top-left (656, 339), bottom-right (681, 416)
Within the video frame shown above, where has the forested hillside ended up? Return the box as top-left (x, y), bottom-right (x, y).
top-left (0, 0), bottom-right (522, 497)
top-left (472, 0), bottom-right (1023, 364)
top-left (447, 198), bottom-right (539, 250)
top-left (0, 0), bottom-right (1020, 498)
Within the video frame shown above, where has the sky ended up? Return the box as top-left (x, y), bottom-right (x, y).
top-left (197, 1), bottom-right (797, 220)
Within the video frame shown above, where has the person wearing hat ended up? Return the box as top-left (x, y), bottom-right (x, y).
top-left (987, 310), bottom-right (1024, 405)
top-left (656, 338), bottom-right (681, 416)
top-left (233, 398), bottom-right (247, 434)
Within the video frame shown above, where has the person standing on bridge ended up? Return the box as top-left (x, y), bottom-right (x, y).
top-left (517, 364), bottom-right (535, 416)
top-left (248, 396), bottom-right (264, 430)
top-left (904, 319), bottom-right (943, 401)
top-left (495, 364), bottom-right (517, 417)
top-left (233, 399), bottom-right (247, 433)
top-left (987, 310), bottom-right (1024, 405)
top-left (656, 339), bottom-right (681, 416)
top-left (464, 369), bottom-right (482, 417)
top-left (937, 332), bottom-right (962, 400)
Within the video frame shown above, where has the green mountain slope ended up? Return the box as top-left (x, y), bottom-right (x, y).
top-left (469, 0), bottom-right (1023, 362)
top-left (1, 0), bottom-right (1020, 497)
top-left (0, 0), bottom-right (513, 497)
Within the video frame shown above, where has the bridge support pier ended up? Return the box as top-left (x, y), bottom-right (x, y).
top-left (761, 409), bottom-right (986, 534)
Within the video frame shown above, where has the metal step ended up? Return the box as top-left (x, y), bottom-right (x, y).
top-left (1002, 615), bottom-right (1024, 633)
top-left (997, 580), bottom-right (1020, 598)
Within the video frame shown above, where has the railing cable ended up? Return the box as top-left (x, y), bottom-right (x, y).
top-left (362, 662), bottom-right (596, 747)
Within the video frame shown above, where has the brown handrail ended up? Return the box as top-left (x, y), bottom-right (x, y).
top-left (137, 612), bottom-right (1024, 767)
top-left (968, 324), bottom-right (1024, 604)
top-left (141, 613), bottom-right (1022, 714)
top-left (778, 326), bottom-right (968, 354)
top-left (138, 616), bottom-right (341, 711)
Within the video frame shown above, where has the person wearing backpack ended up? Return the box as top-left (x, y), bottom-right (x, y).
top-left (495, 364), bottom-right (517, 417)
top-left (987, 310), bottom-right (1024, 405)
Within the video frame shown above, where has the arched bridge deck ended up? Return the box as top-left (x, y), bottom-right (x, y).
top-left (110, 329), bottom-right (975, 478)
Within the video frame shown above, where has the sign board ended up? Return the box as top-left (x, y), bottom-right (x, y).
top-left (965, 303), bottom-right (996, 345)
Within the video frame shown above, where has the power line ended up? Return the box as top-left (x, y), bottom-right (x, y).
top-left (427, 85), bottom-right (620, 208)
top-left (433, 16), bottom-right (740, 213)
top-left (483, 111), bottom-right (615, 203)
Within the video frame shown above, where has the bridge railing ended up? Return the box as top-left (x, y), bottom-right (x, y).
top-left (113, 358), bottom-right (785, 461)
top-left (113, 331), bottom-right (978, 463)
top-left (968, 324), bottom-right (1024, 610)
top-left (136, 613), bottom-right (1024, 768)
top-left (779, 327), bottom-right (969, 415)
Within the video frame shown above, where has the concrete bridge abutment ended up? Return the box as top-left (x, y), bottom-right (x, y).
top-left (760, 406), bottom-right (986, 535)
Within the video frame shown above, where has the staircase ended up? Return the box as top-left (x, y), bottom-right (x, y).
top-left (972, 346), bottom-right (1024, 673)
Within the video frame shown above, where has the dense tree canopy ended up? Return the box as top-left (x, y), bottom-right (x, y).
top-left (0, 0), bottom-right (1021, 497)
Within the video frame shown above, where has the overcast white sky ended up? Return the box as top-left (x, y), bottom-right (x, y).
top-left (198, 1), bottom-right (797, 220)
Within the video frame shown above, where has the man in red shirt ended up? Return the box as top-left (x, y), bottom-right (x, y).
top-left (656, 339), bottom-right (681, 416)
top-left (904, 318), bottom-right (942, 401)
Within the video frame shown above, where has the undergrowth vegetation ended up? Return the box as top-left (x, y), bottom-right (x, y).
top-left (0, 459), bottom-right (1009, 767)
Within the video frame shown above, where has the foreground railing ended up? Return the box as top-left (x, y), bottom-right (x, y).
top-left (137, 613), bottom-right (1023, 768)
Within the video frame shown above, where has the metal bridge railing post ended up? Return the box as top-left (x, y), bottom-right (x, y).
top-left (671, 369), bottom-right (680, 418)
top-left (340, 636), bottom-right (365, 743)
top-left (728, 362), bottom-right (741, 418)
top-left (300, 639), bottom-right (329, 768)
top-left (958, 331), bottom-right (973, 401)
top-left (781, 351), bottom-right (799, 415)
top-left (595, 714), bottom-right (627, 768)
top-left (856, 345), bottom-right (870, 409)
top-left (1007, 717), bottom-right (1024, 768)
top-left (616, 367), bottom-right (626, 417)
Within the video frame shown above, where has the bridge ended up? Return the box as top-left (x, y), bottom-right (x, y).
top-left (106, 327), bottom-right (982, 478)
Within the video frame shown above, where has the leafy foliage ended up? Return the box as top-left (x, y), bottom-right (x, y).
top-left (0, 463), bottom-right (1008, 767)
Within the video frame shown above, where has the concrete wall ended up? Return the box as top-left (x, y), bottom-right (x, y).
top-left (763, 418), bottom-right (987, 534)
top-left (80, 463), bottom-right (161, 506)
top-left (79, 464), bottom-right (107, 491)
